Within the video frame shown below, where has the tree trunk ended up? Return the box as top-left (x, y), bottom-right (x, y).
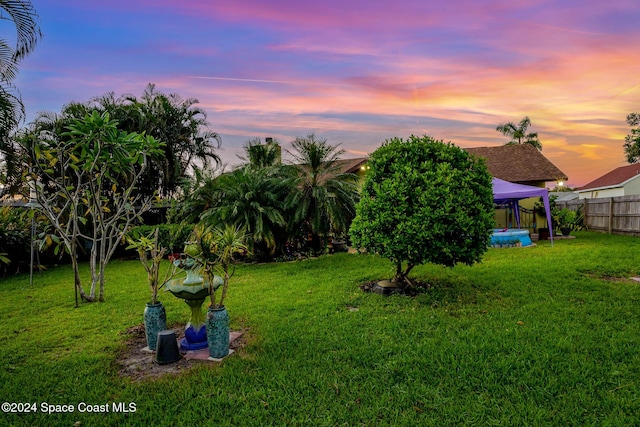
top-left (392, 261), bottom-right (416, 288)
top-left (70, 245), bottom-right (96, 303)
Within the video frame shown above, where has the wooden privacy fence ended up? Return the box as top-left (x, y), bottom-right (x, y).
top-left (557, 195), bottom-right (640, 237)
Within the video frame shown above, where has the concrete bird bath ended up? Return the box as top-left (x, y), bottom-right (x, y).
top-left (165, 255), bottom-right (222, 350)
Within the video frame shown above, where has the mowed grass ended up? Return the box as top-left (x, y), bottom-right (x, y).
top-left (2, 231), bottom-right (640, 426)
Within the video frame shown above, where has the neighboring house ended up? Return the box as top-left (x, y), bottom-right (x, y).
top-left (337, 146), bottom-right (569, 193)
top-left (254, 138), bottom-right (368, 180)
top-left (576, 163), bottom-right (640, 199)
top-left (465, 144), bottom-right (568, 188)
top-left (340, 145), bottom-right (570, 187)
top-left (466, 144), bottom-right (568, 231)
top-left (331, 157), bottom-right (369, 180)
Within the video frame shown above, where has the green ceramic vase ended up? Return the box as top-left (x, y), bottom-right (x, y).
top-left (205, 306), bottom-right (229, 359)
top-left (143, 302), bottom-right (167, 351)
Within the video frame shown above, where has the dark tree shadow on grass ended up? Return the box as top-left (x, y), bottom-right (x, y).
top-left (360, 276), bottom-right (501, 310)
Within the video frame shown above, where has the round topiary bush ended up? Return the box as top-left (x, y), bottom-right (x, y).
top-left (349, 135), bottom-right (495, 286)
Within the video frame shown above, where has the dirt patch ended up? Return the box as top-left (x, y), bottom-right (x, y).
top-left (116, 323), bottom-right (247, 382)
top-left (359, 280), bottom-right (429, 296)
top-left (581, 273), bottom-right (636, 283)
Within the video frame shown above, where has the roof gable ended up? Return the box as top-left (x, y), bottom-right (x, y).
top-left (465, 144), bottom-right (567, 184)
top-left (578, 163), bottom-right (640, 191)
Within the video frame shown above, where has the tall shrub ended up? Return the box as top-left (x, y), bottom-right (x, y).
top-left (350, 135), bottom-right (494, 286)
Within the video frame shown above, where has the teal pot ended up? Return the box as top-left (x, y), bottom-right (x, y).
top-left (143, 302), bottom-right (167, 351)
top-left (206, 306), bottom-right (230, 359)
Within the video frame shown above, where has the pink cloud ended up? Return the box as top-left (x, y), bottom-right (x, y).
top-left (19, 0), bottom-right (640, 187)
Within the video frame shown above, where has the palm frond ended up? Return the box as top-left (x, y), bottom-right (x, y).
top-left (0, 0), bottom-right (42, 61)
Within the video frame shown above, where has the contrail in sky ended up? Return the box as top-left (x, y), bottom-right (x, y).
top-left (186, 75), bottom-right (347, 87)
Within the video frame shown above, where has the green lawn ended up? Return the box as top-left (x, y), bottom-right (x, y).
top-left (2, 231), bottom-right (640, 426)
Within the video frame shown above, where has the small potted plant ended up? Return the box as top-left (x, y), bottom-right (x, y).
top-left (329, 232), bottom-right (348, 253)
top-left (554, 208), bottom-right (577, 236)
top-left (196, 224), bottom-right (248, 359)
top-left (126, 228), bottom-right (179, 351)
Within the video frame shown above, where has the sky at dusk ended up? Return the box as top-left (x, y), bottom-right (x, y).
top-left (12, 0), bottom-right (640, 186)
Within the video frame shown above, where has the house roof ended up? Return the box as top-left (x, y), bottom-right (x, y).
top-left (465, 144), bottom-right (568, 184)
top-left (290, 157), bottom-right (368, 186)
top-left (577, 163), bottom-right (640, 191)
top-left (325, 147), bottom-right (568, 184)
top-left (331, 157), bottom-right (368, 174)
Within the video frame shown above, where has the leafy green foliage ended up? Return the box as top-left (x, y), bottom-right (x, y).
top-left (125, 227), bottom-right (180, 304)
top-left (623, 112), bottom-right (640, 163)
top-left (241, 137), bottom-right (282, 168)
top-left (8, 84), bottom-right (220, 198)
top-left (553, 207), bottom-right (584, 232)
top-left (127, 223), bottom-right (194, 254)
top-left (554, 208), bottom-right (577, 230)
top-left (30, 111), bottom-right (164, 302)
top-left (87, 84), bottom-right (221, 197)
top-left (0, 206), bottom-right (31, 257)
top-left (350, 135), bottom-right (494, 284)
top-left (183, 135), bottom-right (360, 258)
top-left (187, 223), bottom-right (249, 308)
top-left (0, 206), bottom-right (31, 275)
top-left (172, 165), bottom-right (224, 223)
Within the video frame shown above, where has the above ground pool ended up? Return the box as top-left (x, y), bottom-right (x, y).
top-left (490, 228), bottom-right (533, 247)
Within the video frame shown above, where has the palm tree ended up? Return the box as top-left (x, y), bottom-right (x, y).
top-left (90, 84), bottom-right (221, 197)
top-left (201, 166), bottom-right (291, 257)
top-left (286, 133), bottom-right (360, 251)
top-left (496, 116), bottom-right (542, 151)
top-left (0, 85), bottom-right (23, 180)
top-left (0, 1), bottom-right (42, 66)
top-left (176, 166), bottom-right (225, 223)
top-left (135, 84), bottom-right (221, 196)
top-left (0, 0), bottom-right (42, 185)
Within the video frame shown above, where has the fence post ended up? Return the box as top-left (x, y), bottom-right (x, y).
top-left (608, 197), bottom-right (614, 234)
top-left (583, 198), bottom-right (588, 231)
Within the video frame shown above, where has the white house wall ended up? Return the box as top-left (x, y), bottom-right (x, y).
top-left (624, 176), bottom-right (640, 195)
top-left (578, 187), bottom-right (625, 199)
